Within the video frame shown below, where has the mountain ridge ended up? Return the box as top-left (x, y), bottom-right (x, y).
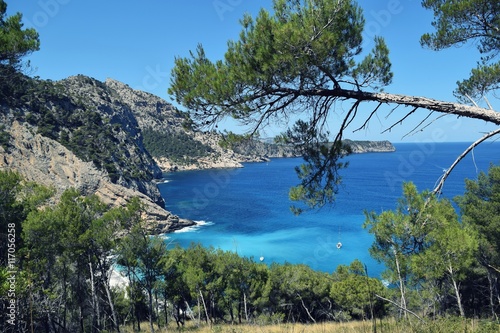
top-left (0, 73), bottom-right (394, 232)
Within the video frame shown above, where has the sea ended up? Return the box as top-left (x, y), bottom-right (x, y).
top-left (157, 142), bottom-right (500, 278)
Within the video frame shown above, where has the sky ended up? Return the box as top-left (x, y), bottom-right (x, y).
top-left (7, 0), bottom-right (499, 143)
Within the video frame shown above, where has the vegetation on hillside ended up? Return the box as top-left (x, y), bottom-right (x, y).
top-left (0, 69), bottom-right (159, 185)
top-left (142, 128), bottom-right (214, 165)
top-left (1, 0), bottom-right (500, 332)
top-left (1, 168), bottom-right (500, 332)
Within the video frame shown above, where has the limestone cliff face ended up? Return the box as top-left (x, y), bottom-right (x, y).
top-left (58, 76), bottom-right (164, 205)
top-left (0, 74), bottom-right (198, 232)
top-left (0, 121), bottom-right (192, 233)
top-left (104, 78), bottom-right (245, 171)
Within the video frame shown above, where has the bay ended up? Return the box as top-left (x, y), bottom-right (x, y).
top-left (158, 142), bottom-right (500, 278)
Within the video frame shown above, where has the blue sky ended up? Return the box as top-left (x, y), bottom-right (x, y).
top-left (8, 0), bottom-right (498, 142)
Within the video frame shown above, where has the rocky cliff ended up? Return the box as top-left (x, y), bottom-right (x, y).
top-left (104, 78), bottom-right (245, 171)
top-left (0, 73), bottom-right (395, 233)
top-left (0, 74), bottom-right (198, 232)
top-left (0, 122), bottom-right (192, 233)
top-left (343, 139), bottom-right (396, 153)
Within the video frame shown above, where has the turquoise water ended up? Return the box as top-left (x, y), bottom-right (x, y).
top-left (158, 142), bottom-right (500, 277)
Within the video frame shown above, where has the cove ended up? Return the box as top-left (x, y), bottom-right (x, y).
top-left (158, 142), bottom-right (500, 277)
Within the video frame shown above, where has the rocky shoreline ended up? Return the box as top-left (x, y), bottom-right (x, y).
top-left (0, 74), bottom-right (395, 234)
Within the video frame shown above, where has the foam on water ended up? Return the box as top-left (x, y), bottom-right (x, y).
top-left (173, 220), bottom-right (214, 233)
top-left (159, 142), bottom-right (500, 277)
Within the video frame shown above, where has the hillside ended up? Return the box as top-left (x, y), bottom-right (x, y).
top-left (0, 72), bottom-right (395, 232)
top-left (0, 73), bottom-right (200, 232)
top-left (104, 78), bottom-right (246, 171)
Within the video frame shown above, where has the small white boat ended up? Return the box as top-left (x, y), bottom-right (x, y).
top-left (259, 256), bottom-right (265, 262)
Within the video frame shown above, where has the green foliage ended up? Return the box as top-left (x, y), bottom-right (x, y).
top-left (421, 0), bottom-right (500, 101)
top-left (330, 260), bottom-right (386, 320)
top-left (456, 165), bottom-right (500, 317)
top-left (218, 131), bottom-right (251, 150)
top-left (169, 0), bottom-right (391, 118)
top-left (285, 120), bottom-right (352, 214)
top-left (0, 170), bottom-right (53, 267)
top-left (19, 187), bottom-right (132, 332)
top-left (0, 0), bottom-right (40, 69)
top-left (2, 171), bottom-right (500, 330)
top-left (263, 263), bottom-right (332, 323)
top-left (142, 128), bottom-right (213, 164)
top-left (457, 165), bottom-right (500, 269)
top-left (117, 220), bottom-right (168, 331)
top-left (363, 182), bottom-right (478, 317)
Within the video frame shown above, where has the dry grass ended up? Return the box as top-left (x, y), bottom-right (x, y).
top-left (124, 319), bottom-right (380, 333)
top-left (122, 320), bottom-right (373, 333)
top-left (122, 317), bottom-right (500, 333)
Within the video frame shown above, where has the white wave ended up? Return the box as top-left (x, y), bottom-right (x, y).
top-left (157, 233), bottom-right (170, 240)
top-left (174, 220), bottom-right (214, 233)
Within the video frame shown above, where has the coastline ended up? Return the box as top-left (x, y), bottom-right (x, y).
top-left (154, 140), bottom-right (396, 233)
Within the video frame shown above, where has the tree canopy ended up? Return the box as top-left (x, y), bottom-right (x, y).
top-left (0, 0), bottom-right (39, 71)
top-left (421, 0), bottom-right (500, 102)
top-left (169, 0), bottom-right (500, 210)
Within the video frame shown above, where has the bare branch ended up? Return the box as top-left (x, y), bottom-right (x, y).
top-left (375, 294), bottom-right (426, 323)
top-left (484, 95), bottom-right (494, 110)
top-left (382, 107), bottom-right (418, 134)
top-left (433, 127), bottom-right (500, 195)
top-left (353, 102), bottom-right (383, 133)
top-left (410, 113), bottom-right (450, 136)
top-left (465, 93), bottom-right (479, 107)
top-left (402, 111), bottom-right (434, 139)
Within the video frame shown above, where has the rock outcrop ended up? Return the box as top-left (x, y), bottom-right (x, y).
top-left (0, 73), bottom-right (395, 234)
top-left (343, 139), bottom-right (396, 153)
top-left (0, 121), bottom-right (193, 233)
top-left (104, 78), bottom-right (246, 171)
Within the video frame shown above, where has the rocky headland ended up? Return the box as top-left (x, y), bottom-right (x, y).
top-left (343, 139), bottom-right (396, 153)
top-left (0, 73), bottom-right (394, 233)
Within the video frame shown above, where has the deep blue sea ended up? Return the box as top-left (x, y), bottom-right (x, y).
top-left (158, 142), bottom-right (500, 278)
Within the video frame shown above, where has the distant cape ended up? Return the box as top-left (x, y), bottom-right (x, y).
top-left (343, 139), bottom-right (396, 153)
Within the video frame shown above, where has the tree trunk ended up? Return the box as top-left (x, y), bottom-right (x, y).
top-left (147, 288), bottom-right (155, 333)
top-left (103, 277), bottom-right (121, 333)
top-left (308, 87), bottom-right (500, 125)
top-left (297, 293), bottom-right (316, 323)
top-left (243, 292), bottom-right (249, 322)
top-left (155, 290), bottom-right (160, 330)
top-left (392, 247), bottom-right (407, 319)
top-left (448, 266), bottom-right (465, 317)
top-left (197, 294), bottom-right (201, 325)
top-left (162, 290), bottom-right (169, 331)
top-left (199, 290), bottom-right (210, 326)
top-left (89, 261), bottom-right (98, 333)
top-left (487, 269), bottom-right (498, 319)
